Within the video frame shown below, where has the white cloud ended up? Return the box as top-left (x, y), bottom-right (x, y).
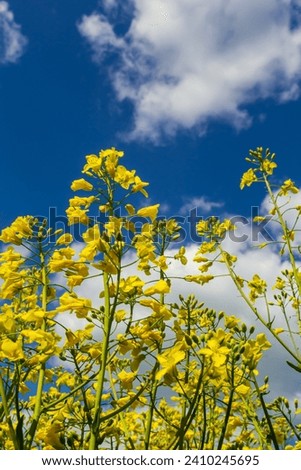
top-left (0, 1), bottom-right (27, 64)
top-left (77, 12), bottom-right (124, 62)
top-left (180, 196), bottom-right (224, 215)
top-left (102, 0), bottom-right (119, 11)
top-left (78, 0), bottom-right (301, 141)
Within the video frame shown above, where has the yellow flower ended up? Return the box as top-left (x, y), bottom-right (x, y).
top-left (279, 179), bottom-right (299, 196)
top-left (70, 178), bottom-right (93, 191)
top-left (0, 338), bottom-right (24, 361)
top-left (120, 276), bottom-right (145, 296)
top-left (125, 203), bottom-right (136, 215)
top-left (0, 246), bottom-right (22, 262)
top-left (156, 343), bottom-right (185, 381)
top-left (68, 195), bottom-right (96, 208)
top-left (273, 277), bottom-right (286, 290)
top-left (0, 216), bottom-right (34, 245)
top-left (131, 175), bottom-right (149, 197)
top-left (174, 246), bottom-right (188, 265)
top-left (139, 298), bottom-right (172, 320)
top-left (113, 165), bottom-right (136, 189)
top-left (21, 329), bottom-right (60, 356)
top-left (144, 279), bottom-right (170, 296)
top-left (137, 204), bottom-right (160, 222)
top-left (0, 308), bottom-right (15, 334)
top-left (66, 206), bottom-right (90, 225)
top-left (247, 274), bottom-right (267, 301)
top-left (49, 248), bottom-right (75, 272)
top-left (261, 159), bottom-right (277, 175)
top-left (56, 292), bottom-right (92, 318)
top-left (56, 233), bottom-right (73, 245)
top-left (240, 168), bottom-right (257, 190)
top-left (184, 274), bottom-right (214, 285)
top-left (115, 309), bottom-right (127, 322)
top-left (101, 147), bottom-right (124, 177)
top-left (118, 370), bottom-right (136, 390)
top-left (199, 334), bottom-right (230, 367)
top-left (236, 384), bottom-right (250, 396)
top-left (198, 241), bottom-right (217, 254)
top-left (36, 421), bottom-right (65, 450)
top-left (82, 154), bottom-right (103, 173)
top-left (273, 328), bottom-right (285, 335)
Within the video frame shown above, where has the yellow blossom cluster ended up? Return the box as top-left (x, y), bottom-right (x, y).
top-left (0, 146), bottom-right (300, 451)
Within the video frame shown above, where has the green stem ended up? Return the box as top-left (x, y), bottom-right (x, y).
top-left (24, 247), bottom-right (48, 449)
top-left (252, 374), bottom-right (279, 450)
top-left (0, 372), bottom-right (19, 449)
top-left (217, 362), bottom-right (235, 450)
top-left (89, 271), bottom-right (112, 449)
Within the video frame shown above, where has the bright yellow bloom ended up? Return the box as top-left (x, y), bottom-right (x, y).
top-left (236, 384), bottom-right (250, 396)
top-left (66, 274), bottom-right (85, 288)
top-left (101, 147), bottom-right (124, 177)
top-left (100, 147), bottom-right (124, 159)
top-left (279, 179), bottom-right (299, 196)
top-left (131, 175), bottom-right (149, 197)
top-left (248, 274), bottom-right (267, 301)
top-left (82, 154), bottom-right (103, 173)
top-left (56, 233), bottom-right (73, 245)
top-left (261, 159), bottom-right (277, 175)
top-left (156, 342), bottom-right (185, 381)
top-left (119, 276), bottom-right (145, 296)
top-left (21, 329), bottom-right (60, 356)
top-left (0, 246), bottom-right (22, 262)
top-left (0, 307), bottom-right (15, 334)
top-left (140, 298), bottom-right (172, 320)
top-left (199, 332), bottom-right (230, 367)
top-left (153, 255), bottom-right (168, 271)
top-left (196, 220), bottom-right (209, 235)
top-left (273, 277), bottom-right (286, 290)
top-left (0, 338), bottom-right (24, 361)
top-left (125, 203), bottom-right (136, 215)
top-left (57, 292), bottom-right (92, 318)
top-left (137, 204), bottom-right (160, 222)
top-left (68, 195), bottom-right (96, 208)
top-left (70, 178), bottom-right (93, 191)
top-left (198, 241), bottom-right (217, 254)
top-left (0, 270), bottom-right (26, 299)
top-left (185, 274), bottom-right (214, 285)
top-left (21, 308), bottom-right (54, 326)
top-left (144, 279), bottom-right (170, 296)
top-left (118, 370), bottom-right (136, 390)
top-left (240, 168), bottom-right (257, 190)
top-left (66, 206), bottom-right (90, 225)
top-left (0, 216), bottom-right (34, 245)
top-left (273, 328), bottom-right (285, 335)
top-left (113, 165), bottom-right (136, 189)
top-left (105, 216), bottom-right (123, 238)
top-left (49, 247), bottom-right (75, 272)
top-left (115, 309), bottom-right (127, 322)
top-left (36, 421), bottom-right (65, 450)
top-left (174, 246), bottom-right (188, 265)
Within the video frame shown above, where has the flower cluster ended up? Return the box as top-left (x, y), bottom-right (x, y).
top-left (0, 147), bottom-right (300, 450)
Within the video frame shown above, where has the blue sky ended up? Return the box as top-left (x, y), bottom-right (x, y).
top-left (1, 0), bottom-right (301, 225)
top-left (1, 0), bottom-right (301, 400)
